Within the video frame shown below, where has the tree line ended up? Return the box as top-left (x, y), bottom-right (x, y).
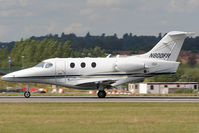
top-left (1, 32), bottom-right (199, 52)
top-left (0, 39), bottom-right (105, 68)
top-left (30, 32), bottom-right (199, 52)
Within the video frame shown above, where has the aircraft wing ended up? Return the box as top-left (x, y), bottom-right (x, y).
top-left (68, 76), bottom-right (126, 89)
top-left (67, 76), bottom-right (144, 89)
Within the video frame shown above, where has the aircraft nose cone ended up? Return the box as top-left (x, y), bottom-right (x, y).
top-left (1, 75), bottom-right (7, 81)
top-left (1, 74), bottom-right (14, 81)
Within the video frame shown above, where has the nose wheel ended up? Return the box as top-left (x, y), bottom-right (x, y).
top-left (24, 83), bottom-right (31, 98)
top-left (24, 91), bottom-right (31, 98)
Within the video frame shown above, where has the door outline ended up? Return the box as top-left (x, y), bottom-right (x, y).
top-left (55, 60), bottom-right (66, 83)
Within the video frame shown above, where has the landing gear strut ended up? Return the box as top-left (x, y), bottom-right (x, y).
top-left (24, 83), bottom-right (31, 98)
top-left (97, 90), bottom-right (106, 98)
top-left (97, 84), bottom-right (106, 98)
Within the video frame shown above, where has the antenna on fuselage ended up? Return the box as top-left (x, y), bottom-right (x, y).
top-left (106, 54), bottom-right (112, 58)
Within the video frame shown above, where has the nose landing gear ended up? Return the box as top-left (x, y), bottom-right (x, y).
top-left (24, 91), bottom-right (31, 98)
top-left (24, 83), bottom-right (31, 98)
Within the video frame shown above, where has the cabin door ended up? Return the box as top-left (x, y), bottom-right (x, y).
top-left (55, 60), bottom-right (66, 83)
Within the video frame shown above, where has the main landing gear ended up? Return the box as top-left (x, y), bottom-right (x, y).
top-left (24, 83), bottom-right (31, 98)
top-left (97, 84), bottom-right (107, 98)
top-left (97, 90), bottom-right (106, 98)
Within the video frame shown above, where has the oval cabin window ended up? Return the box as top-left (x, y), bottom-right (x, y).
top-left (70, 63), bottom-right (75, 68)
top-left (81, 62), bottom-right (86, 68)
top-left (91, 62), bottom-right (96, 68)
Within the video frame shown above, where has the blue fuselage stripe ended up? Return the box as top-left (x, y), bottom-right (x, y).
top-left (15, 72), bottom-right (175, 79)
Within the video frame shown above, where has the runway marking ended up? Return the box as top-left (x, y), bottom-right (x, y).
top-left (1, 96), bottom-right (199, 103)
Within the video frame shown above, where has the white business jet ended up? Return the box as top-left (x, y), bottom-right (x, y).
top-left (1, 31), bottom-right (194, 98)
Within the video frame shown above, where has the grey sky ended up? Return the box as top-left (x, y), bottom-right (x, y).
top-left (0, 0), bottom-right (199, 42)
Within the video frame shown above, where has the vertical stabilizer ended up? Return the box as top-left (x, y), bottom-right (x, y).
top-left (140, 31), bottom-right (194, 61)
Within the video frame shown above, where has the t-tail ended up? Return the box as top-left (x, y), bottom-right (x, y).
top-left (140, 31), bottom-right (195, 61)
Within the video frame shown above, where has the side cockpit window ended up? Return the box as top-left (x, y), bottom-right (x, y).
top-left (45, 63), bottom-right (53, 68)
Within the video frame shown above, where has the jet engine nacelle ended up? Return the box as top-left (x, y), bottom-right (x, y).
top-left (115, 60), bottom-right (145, 72)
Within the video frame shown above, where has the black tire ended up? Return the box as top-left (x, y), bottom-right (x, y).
top-left (40, 91), bottom-right (46, 93)
top-left (24, 91), bottom-right (31, 98)
top-left (97, 90), bottom-right (106, 98)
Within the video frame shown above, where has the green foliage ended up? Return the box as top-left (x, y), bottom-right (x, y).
top-left (62, 41), bottom-right (72, 57)
top-left (174, 88), bottom-right (196, 94)
top-left (1, 103), bottom-right (199, 133)
top-left (29, 33), bottom-right (199, 51)
top-left (0, 49), bottom-right (9, 68)
top-left (188, 55), bottom-right (197, 66)
top-left (92, 46), bottom-right (106, 57)
top-left (145, 63), bottom-right (199, 83)
top-left (145, 67), bottom-right (183, 82)
top-left (1, 39), bottom-right (106, 68)
top-left (1, 33), bottom-right (199, 52)
top-left (179, 67), bottom-right (199, 83)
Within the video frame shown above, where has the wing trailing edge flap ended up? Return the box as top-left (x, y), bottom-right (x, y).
top-left (73, 77), bottom-right (125, 88)
top-left (111, 77), bottom-right (144, 87)
top-left (74, 77), bottom-right (144, 88)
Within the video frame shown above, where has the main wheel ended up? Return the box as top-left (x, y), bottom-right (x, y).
top-left (97, 90), bottom-right (106, 98)
top-left (24, 91), bottom-right (31, 98)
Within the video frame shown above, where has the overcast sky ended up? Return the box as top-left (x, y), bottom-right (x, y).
top-left (0, 0), bottom-right (199, 42)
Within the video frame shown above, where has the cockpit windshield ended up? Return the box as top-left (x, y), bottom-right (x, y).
top-left (34, 62), bottom-right (53, 68)
top-left (35, 62), bottom-right (45, 68)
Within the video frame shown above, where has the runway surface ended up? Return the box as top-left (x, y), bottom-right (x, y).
top-left (1, 96), bottom-right (199, 103)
